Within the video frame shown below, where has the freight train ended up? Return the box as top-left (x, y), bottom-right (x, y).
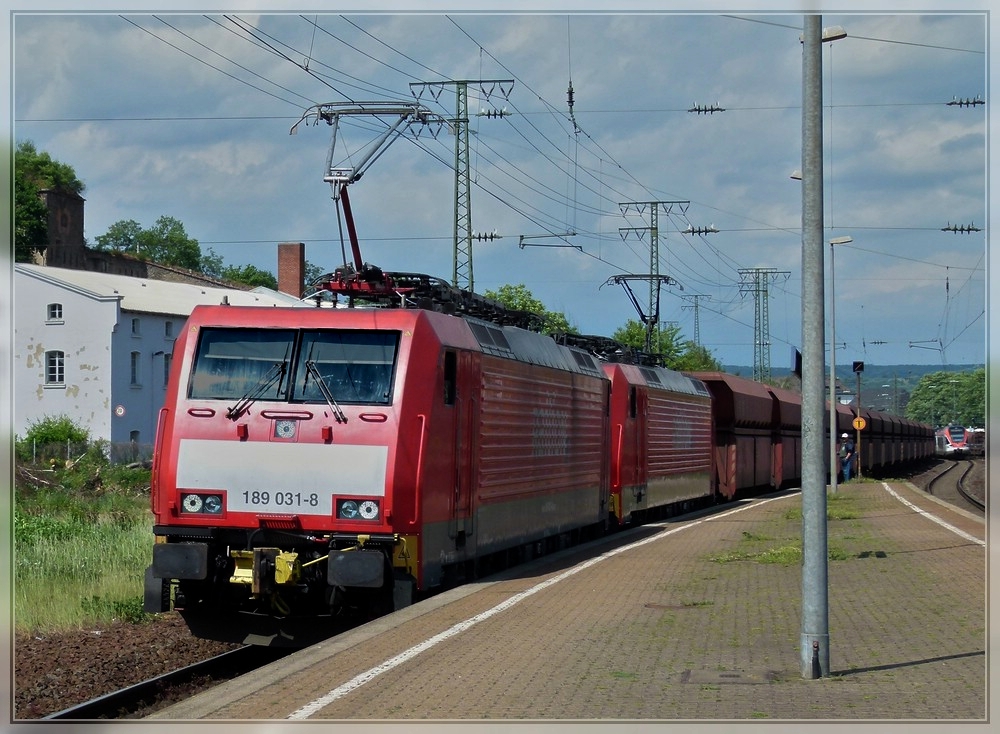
top-left (143, 267), bottom-right (935, 646)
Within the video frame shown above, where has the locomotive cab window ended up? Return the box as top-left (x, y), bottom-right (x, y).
top-left (189, 328), bottom-right (295, 400)
top-left (293, 330), bottom-right (399, 406)
top-left (187, 327), bottom-right (398, 406)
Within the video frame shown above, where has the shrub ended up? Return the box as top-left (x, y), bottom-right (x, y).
top-left (21, 414), bottom-right (90, 445)
top-left (16, 415), bottom-right (91, 463)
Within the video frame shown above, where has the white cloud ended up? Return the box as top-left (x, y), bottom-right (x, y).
top-left (11, 10), bottom-right (988, 367)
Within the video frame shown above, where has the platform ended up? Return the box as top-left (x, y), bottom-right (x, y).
top-left (148, 479), bottom-right (987, 726)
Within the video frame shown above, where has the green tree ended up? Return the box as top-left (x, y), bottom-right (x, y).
top-left (199, 247), bottom-right (225, 279)
top-left (673, 341), bottom-right (723, 372)
top-left (14, 140), bottom-right (85, 262)
top-left (15, 140), bottom-right (85, 193)
top-left (221, 264), bottom-right (278, 290)
top-left (304, 261), bottom-right (325, 290)
top-left (138, 216), bottom-right (201, 269)
top-left (14, 165), bottom-right (48, 262)
top-left (613, 319), bottom-right (681, 362)
top-left (484, 283), bottom-right (577, 335)
top-left (94, 216), bottom-right (202, 270)
top-left (905, 368), bottom-right (985, 427)
top-left (94, 219), bottom-right (143, 254)
top-left (612, 319), bottom-right (721, 372)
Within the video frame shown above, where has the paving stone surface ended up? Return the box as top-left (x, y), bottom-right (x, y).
top-left (150, 480), bottom-right (986, 723)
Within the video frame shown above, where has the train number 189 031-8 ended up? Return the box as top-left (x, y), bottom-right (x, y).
top-left (228, 490), bottom-right (328, 514)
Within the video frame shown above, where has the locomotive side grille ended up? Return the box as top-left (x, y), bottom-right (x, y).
top-left (469, 320), bottom-right (515, 358)
top-left (570, 350), bottom-right (599, 374)
top-left (639, 367), bottom-right (662, 385)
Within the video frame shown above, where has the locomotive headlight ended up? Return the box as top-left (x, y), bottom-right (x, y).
top-left (181, 492), bottom-right (225, 514)
top-left (182, 494), bottom-right (204, 513)
top-left (274, 419), bottom-right (297, 439)
top-left (337, 499), bottom-right (379, 521)
top-left (359, 500), bottom-right (379, 520)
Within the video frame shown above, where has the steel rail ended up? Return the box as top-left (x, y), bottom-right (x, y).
top-left (43, 645), bottom-right (290, 720)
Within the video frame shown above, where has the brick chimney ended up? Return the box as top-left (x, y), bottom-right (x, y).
top-left (277, 242), bottom-right (305, 298)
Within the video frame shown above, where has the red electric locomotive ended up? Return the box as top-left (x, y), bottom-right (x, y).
top-left (144, 294), bottom-right (613, 645)
top-left (603, 360), bottom-right (714, 523)
top-left (549, 333), bottom-right (716, 524)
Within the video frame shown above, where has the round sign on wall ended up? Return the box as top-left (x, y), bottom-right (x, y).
top-left (115, 405), bottom-right (126, 417)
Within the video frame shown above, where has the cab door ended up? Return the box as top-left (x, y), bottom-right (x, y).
top-left (446, 350), bottom-right (477, 545)
top-left (633, 386), bottom-right (649, 506)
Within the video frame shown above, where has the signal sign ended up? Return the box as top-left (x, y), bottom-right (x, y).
top-left (853, 416), bottom-right (867, 431)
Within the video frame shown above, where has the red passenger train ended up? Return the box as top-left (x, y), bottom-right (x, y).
top-left (144, 275), bottom-right (934, 646)
top-left (935, 424), bottom-right (971, 457)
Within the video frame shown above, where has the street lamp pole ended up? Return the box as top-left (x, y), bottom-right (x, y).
top-left (800, 15), bottom-right (828, 680)
top-left (829, 235), bottom-right (852, 493)
top-left (800, 16), bottom-right (847, 682)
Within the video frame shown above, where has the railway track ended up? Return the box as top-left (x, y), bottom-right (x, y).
top-left (926, 458), bottom-right (984, 514)
top-left (42, 645), bottom-right (291, 720)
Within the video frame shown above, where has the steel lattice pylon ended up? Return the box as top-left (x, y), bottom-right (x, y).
top-left (619, 200), bottom-right (689, 353)
top-left (682, 294), bottom-right (710, 346)
top-left (410, 79), bottom-right (514, 292)
top-left (738, 268), bottom-right (789, 382)
top-left (453, 83), bottom-right (472, 289)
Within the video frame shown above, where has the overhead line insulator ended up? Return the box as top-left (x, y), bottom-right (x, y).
top-left (687, 102), bottom-right (726, 114)
top-left (683, 224), bottom-right (719, 235)
top-left (941, 222), bottom-right (981, 233)
top-left (946, 95), bottom-right (984, 107)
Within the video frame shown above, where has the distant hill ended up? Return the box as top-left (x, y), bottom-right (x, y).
top-left (723, 364), bottom-right (983, 381)
top-left (719, 363), bottom-right (984, 416)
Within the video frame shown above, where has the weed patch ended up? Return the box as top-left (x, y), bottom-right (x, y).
top-left (14, 433), bottom-right (154, 634)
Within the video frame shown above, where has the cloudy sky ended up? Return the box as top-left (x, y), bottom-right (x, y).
top-left (6, 3), bottom-right (990, 370)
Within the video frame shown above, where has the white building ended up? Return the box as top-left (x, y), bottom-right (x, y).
top-left (14, 264), bottom-right (308, 451)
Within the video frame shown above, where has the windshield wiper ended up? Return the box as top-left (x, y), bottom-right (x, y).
top-left (305, 360), bottom-right (348, 424)
top-left (226, 361), bottom-right (287, 421)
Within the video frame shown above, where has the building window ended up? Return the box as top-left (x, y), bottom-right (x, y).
top-left (165, 321), bottom-right (174, 338)
top-left (45, 351), bottom-right (65, 385)
top-left (46, 303), bottom-right (63, 322)
top-left (163, 354), bottom-right (172, 386)
top-left (130, 351), bottom-right (141, 385)
top-left (131, 317), bottom-right (141, 336)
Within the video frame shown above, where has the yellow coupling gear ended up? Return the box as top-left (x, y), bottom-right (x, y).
top-left (230, 548), bottom-right (301, 595)
top-left (273, 552), bottom-right (299, 585)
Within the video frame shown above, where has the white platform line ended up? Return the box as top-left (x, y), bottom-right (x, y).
top-left (881, 482), bottom-right (985, 547)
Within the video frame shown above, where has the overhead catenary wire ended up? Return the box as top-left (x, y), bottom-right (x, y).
top-left (27, 14), bottom-right (982, 363)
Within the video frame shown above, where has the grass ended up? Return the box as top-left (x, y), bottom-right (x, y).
top-left (709, 493), bottom-right (863, 565)
top-left (783, 492), bottom-right (861, 522)
top-left (13, 452), bottom-right (155, 634)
